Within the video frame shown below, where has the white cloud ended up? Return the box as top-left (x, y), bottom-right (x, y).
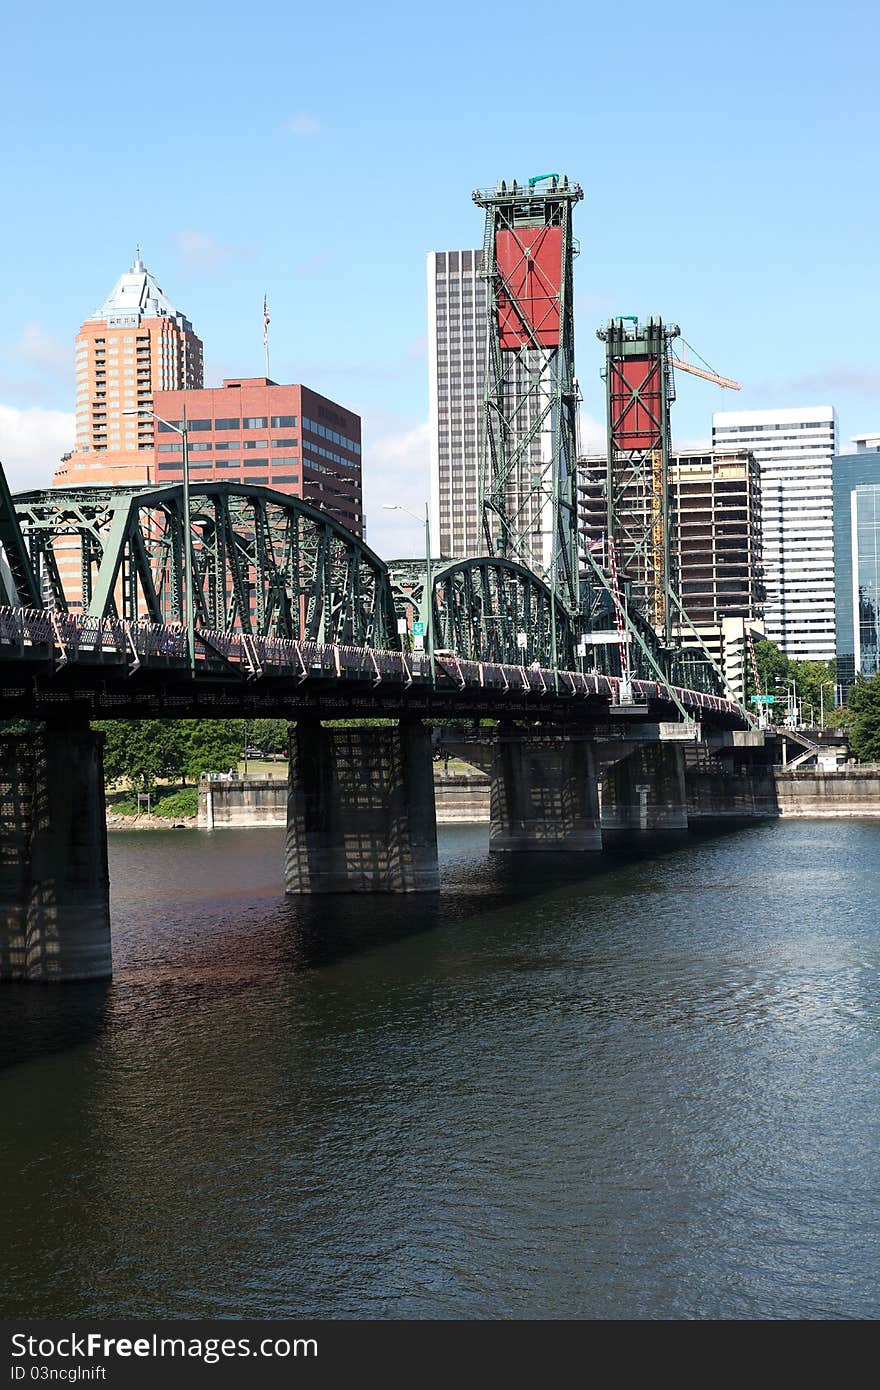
top-left (0, 404), bottom-right (74, 492)
top-left (175, 230), bottom-right (250, 273)
top-left (17, 322), bottom-right (70, 377)
top-left (578, 409), bottom-right (606, 454)
top-left (361, 417), bottom-right (430, 557)
top-left (286, 114), bottom-right (320, 135)
top-left (751, 365), bottom-right (880, 402)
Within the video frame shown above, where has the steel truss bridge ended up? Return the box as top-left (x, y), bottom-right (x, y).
top-left (0, 605), bottom-right (747, 727)
top-left (0, 478), bottom-right (747, 728)
top-left (0, 469), bottom-right (749, 726)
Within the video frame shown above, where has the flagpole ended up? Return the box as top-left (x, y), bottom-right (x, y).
top-left (263, 295), bottom-right (271, 380)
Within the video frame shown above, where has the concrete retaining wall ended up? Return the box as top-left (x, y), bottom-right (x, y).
top-left (199, 771), bottom-right (492, 828)
top-left (199, 765), bottom-right (880, 831)
top-left (434, 774), bottom-right (490, 824)
top-left (199, 776), bottom-right (287, 828)
top-left (773, 767), bottom-right (880, 816)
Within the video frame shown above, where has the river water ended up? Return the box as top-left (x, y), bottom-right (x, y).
top-left (1, 820), bottom-right (878, 1320)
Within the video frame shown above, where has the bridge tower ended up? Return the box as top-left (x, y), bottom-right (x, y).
top-left (473, 176), bottom-right (583, 629)
top-left (597, 316), bottom-right (679, 646)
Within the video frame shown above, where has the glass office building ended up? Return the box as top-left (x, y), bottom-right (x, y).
top-left (833, 435), bottom-right (880, 695)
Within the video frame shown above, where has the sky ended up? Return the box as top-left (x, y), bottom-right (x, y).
top-left (1, 0), bottom-right (878, 556)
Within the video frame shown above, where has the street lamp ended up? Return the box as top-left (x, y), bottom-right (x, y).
top-left (383, 503), bottom-right (434, 681)
top-left (124, 404), bottom-right (194, 675)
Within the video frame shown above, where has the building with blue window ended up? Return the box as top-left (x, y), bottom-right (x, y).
top-left (833, 434), bottom-right (880, 696)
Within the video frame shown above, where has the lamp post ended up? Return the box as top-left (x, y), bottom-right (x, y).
top-left (124, 404), bottom-right (194, 675)
top-left (383, 503), bottom-right (434, 682)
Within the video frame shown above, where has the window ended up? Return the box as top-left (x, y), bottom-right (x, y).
top-left (273, 475), bottom-right (299, 483)
top-left (243, 440), bottom-right (268, 449)
top-left (270, 415), bottom-right (297, 428)
top-left (215, 441), bottom-right (238, 451)
top-left (215, 418), bottom-right (240, 430)
top-left (243, 416), bottom-right (268, 428)
top-left (157, 420), bottom-right (183, 432)
top-left (273, 438), bottom-right (298, 448)
top-left (187, 419), bottom-right (211, 431)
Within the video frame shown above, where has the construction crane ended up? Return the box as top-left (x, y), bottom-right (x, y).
top-left (670, 338), bottom-right (741, 391)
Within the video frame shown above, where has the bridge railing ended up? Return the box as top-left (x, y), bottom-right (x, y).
top-left (0, 606), bottom-right (748, 726)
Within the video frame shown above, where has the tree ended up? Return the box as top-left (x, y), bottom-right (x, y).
top-left (247, 718), bottom-right (288, 755)
top-left (181, 720), bottom-right (243, 781)
top-left (95, 720), bottom-right (187, 793)
top-left (95, 718), bottom-right (241, 788)
top-left (748, 639), bottom-right (836, 725)
top-left (848, 674), bottom-right (880, 762)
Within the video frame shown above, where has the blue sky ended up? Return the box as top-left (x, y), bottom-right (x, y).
top-left (2, 0), bottom-right (877, 554)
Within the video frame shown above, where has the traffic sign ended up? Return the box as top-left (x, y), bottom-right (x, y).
top-left (412, 621), bottom-right (425, 637)
top-left (750, 694), bottom-right (775, 704)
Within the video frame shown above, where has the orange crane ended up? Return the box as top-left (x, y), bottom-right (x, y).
top-left (670, 338), bottom-right (741, 390)
top-left (658, 332), bottom-right (740, 635)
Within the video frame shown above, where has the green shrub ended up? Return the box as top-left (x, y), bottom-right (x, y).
top-left (154, 788), bottom-right (198, 819)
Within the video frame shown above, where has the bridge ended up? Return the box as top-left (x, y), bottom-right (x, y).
top-left (0, 177), bottom-right (775, 983)
top-left (0, 475), bottom-right (775, 987)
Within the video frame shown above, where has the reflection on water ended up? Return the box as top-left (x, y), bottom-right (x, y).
top-left (1, 820), bottom-right (878, 1319)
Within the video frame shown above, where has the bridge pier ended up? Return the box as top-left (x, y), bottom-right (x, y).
top-left (0, 727), bottom-right (111, 982)
top-left (489, 728), bottom-right (602, 852)
top-left (284, 719), bottom-right (439, 893)
top-left (600, 743), bottom-right (689, 841)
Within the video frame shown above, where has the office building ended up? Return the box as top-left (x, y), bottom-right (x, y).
top-left (427, 249), bottom-right (548, 560)
top-left (712, 406), bottom-right (837, 662)
top-left (833, 434), bottom-right (880, 694)
top-left (54, 253), bottom-right (203, 488)
top-left (151, 380), bottom-right (363, 536)
top-left (578, 448), bottom-right (764, 699)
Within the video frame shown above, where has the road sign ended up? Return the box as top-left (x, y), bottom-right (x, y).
top-left (750, 694), bottom-right (775, 704)
top-left (412, 621), bottom-right (425, 637)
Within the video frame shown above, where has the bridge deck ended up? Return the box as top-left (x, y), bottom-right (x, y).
top-left (0, 607), bottom-right (750, 728)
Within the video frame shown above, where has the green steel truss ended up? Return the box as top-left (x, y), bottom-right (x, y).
top-left (473, 177), bottom-right (582, 616)
top-left (11, 484), bottom-right (399, 648)
top-left (390, 555), bottom-right (575, 668)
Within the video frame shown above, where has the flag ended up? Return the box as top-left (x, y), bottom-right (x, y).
top-left (263, 295), bottom-right (270, 349)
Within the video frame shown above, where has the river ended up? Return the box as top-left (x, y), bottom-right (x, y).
top-left (1, 820), bottom-right (877, 1319)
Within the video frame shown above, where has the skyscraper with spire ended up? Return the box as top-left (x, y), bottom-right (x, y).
top-left (53, 251), bottom-right (203, 488)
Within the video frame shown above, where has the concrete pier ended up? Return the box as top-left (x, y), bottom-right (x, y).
top-left (0, 727), bottom-right (111, 982)
top-left (285, 719), bottom-right (439, 892)
top-left (489, 729), bottom-right (602, 852)
top-left (601, 743), bottom-right (688, 840)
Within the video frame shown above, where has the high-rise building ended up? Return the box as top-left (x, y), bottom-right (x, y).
top-left (427, 249), bottom-right (548, 561)
top-left (833, 433), bottom-right (880, 695)
top-left (427, 250), bottom-right (485, 557)
top-left (578, 448), bottom-right (764, 699)
top-left (54, 253), bottom-right (203, 488)
top-left (712, 406), bottom-right (837, 662)
top-left (150, 379), bottom-right (363, 535)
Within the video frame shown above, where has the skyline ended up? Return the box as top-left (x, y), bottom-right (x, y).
top-left (2, 0), bottom-right (878, 556)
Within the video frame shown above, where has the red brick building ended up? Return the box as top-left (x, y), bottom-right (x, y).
top-left (151, 379), bottom-right (363, 536)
